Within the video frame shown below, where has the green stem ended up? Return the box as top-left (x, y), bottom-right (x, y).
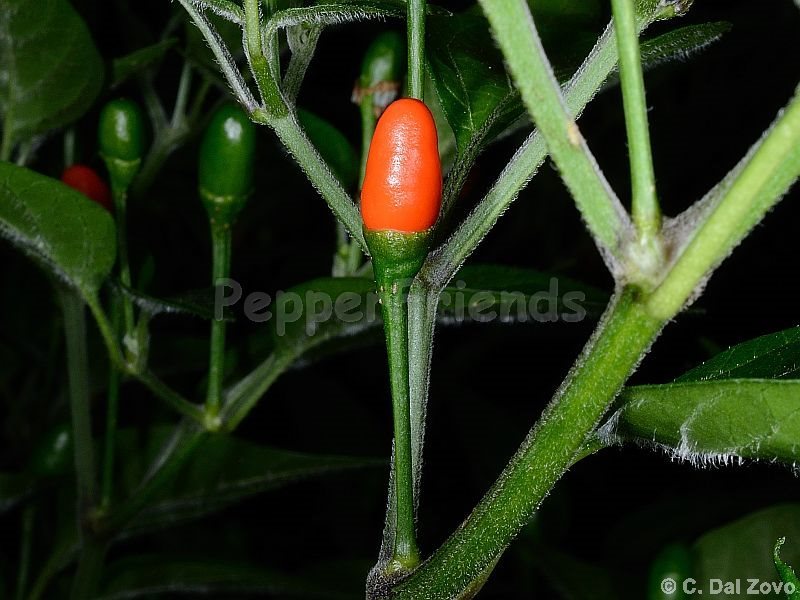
top-left (220, 351), bottom-right (295, 431)
top-left (111, 185), bottom-right (136, 345)
top-left (86, 299), bottom-right (206, 425)
top-left (648, 87), bottom-right (800, 320)
top-left (0, 125), bottom-right (14, 162)
top-left (266, 113), bottom-right (366, 250)
top-left (611, 0), bottom-right (660, 240)
top-left (15, 506), bottom-right (34, 600)
top-left (205, 223), bottom-right (233, 423)
top-left (58, 288), bottom-right (97, 513)
top-left (477, 0), bottom-right (630, 261)
top-left (137, 370), bottom-right (206, 423)
top-left (101, 422), bottom-right (207, 534)
top-left (407, 0), bottom-right (426, 100)
top-left (101, 300), bottom-right (122, 511)
top-left (171, 62), bottom-right (193, 129)
top-left (70, 539), bottom-right (106, 600)
top-left (393, 288), bottom-right (663, 598)
top-left (243, 0), bottom-right (284, 115)
top-left (378, 284), bottom-right (419, 574)
top-left (176, 0), bottom-right (259, 112)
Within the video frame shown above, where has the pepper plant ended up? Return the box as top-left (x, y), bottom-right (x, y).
top-left (1, 0), bottom-right (800, 598)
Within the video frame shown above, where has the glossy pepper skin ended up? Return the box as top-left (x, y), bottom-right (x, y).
top-left (198, 103), bottom-right (256, 224)
top-left (361, 98), bottom-right (442, 234)
top-left (98, 98), bottom-right (147, 190)
top-left (61, 164), bottom-right (113, 211)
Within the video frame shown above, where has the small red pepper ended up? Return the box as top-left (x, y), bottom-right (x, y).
top-left (61, 164), bottom-right (113, 212)
top-left (361, 98), bottom-right (442, 234)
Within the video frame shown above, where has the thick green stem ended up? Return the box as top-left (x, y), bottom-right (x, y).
top-left (477, 0), bottom-right (630, 262)
top-left (69, 539), bottom-right (106, 600)
top-left (205, 223), bottom-right (233, 423)
top-left (379, 284), bottom-right (419, 574)
top-left (393, 288), bottom-right (663, 598)
top-left (58, 289), bottom-right (97, 513)
top-left (611, 0), bottom-right (660, 241)
top-left (407, 0), bottom-right (426, 100)
top-left (422, 8), bottom-right (663, 289)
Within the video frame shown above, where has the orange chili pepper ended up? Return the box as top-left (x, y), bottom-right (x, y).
top-left (361, 98), bottom-right (442, 233)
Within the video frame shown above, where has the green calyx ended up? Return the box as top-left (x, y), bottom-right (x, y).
top-left (198, 103), bottom-right (256, 224)
top-left (364, 228), bottom-right (431, 288)
top-left (99, 98), bottom-right (147, 191)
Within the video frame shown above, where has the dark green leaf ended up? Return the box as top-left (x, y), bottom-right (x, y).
top-left (111, 39), bottom-right (178, 89)
top-left (694, 505), bottom-right (800, 598)
top-left (115, 283), bottom-right (232, 322)
top-left (99, 555), bottom-right (353, 599)
top-left (443, 264), bottom-right (608, 323)
top-left (0, 163), bottom-right (116, 302)
top-left (117, 427), bottom-right (382, 536)
top-left (270, 268), bottom-right (606, 363)
top-left (0, 0), bottom-right (103, 147)
top-left (774, 538), bottom-right (800, 599)
top-left (598, 380), bottom-right (800, 468)
top-left (676, 326), bottom-right (800, 382)
top-left (298, 108), bottom-right (359, 190)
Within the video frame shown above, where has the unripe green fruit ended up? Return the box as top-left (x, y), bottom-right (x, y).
top-left (98, 98), bottom-right (147, 191)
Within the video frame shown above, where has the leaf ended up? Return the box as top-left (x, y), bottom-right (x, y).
top-left (0, 0), bottom-right (103, 147)
top-left (592, 326), bottom-right (800, 468)
top-left (694, 505), bottom-right (800, 598)
top-left (442, 264), bottom-right (608, 323)
top-left (115, 283), bottom-right (233, 322)
top-left (117, 427), bottom-right (383, 537)
top-left (298, 108), bottom-right (359, 190)
top-left (0, 163), bottom-right (116, 302)
top-left (774, 538), bottom-right (800, 599)
top-left (676, 327), bottom-right (800, 382)
top-left (111, 39), bottom-right (178, 89)
top-left (597, 380), bottom-right (800, 469)
top-left (269, 268), bottom-right (606, 362)
top-left (99, 555), bottom-right (353, 599)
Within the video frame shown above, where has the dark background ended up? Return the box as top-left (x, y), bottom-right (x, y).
top-left (2, 0), bottom-right (800, 597)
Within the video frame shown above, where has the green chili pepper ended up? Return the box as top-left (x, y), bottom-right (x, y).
top-left (98, 98), bottom-right (147, 191)
top-left (356, 31), bottom-right (406, 115)
top-left (29, 422), bottom-right (73, 478)
top-left (648, 543), bottom-right (692, 600)
top-left (198, 103), bottom-right (257, 225)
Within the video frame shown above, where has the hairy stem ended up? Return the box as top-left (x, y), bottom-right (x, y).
top-left (611, 0), bottom-right (660, 240)
top-left (407, 0), bottom-right (426, 100)
top-left (379, 284), bottom-right (419, 574)
top-left (393, 288), bottom-right (663, 598)
top-left (478, 0), bottom-right (630, 262)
